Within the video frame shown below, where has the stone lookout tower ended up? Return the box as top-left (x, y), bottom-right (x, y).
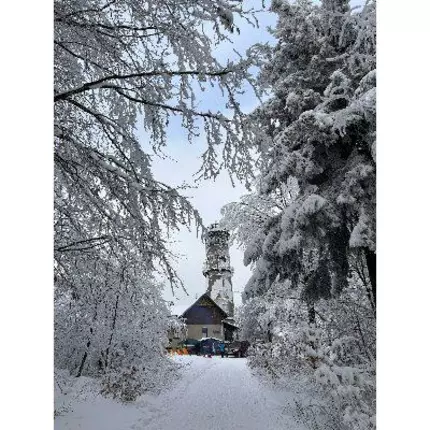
top-left (202, 223), bottom-right (234, 317)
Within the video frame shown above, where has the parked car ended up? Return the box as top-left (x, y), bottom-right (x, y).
top-left (178, 339), bottom-right (200, 355)
top-left (200, 337), bottom-right (222, 356)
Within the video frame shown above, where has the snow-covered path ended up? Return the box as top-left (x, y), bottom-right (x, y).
top-left (55, 356), bottom-right (303, 430)
top-left (137, 356), bottom-right (301, 430)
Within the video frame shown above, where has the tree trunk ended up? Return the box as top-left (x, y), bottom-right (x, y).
top-left (76, 339), bottom-right (91, 377)
top-left (267, 321), bottom-right (273, 343)
top-left (104, 293), bottom-right (120, 370)
top-left (365, 249), bottom-right (376, 313)
top-left (77, 324), bottom-right (94, 377)
top-left (308, 303), bottom-right (316, 324)
top-left (307, 302), bottom-right (318, 369)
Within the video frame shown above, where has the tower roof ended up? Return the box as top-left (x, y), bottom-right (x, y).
top-left (205, 222), bottom-right (229, 236)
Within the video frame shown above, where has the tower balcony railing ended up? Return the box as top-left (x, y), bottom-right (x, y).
top-left (202, 261), bottom-right (234, 275)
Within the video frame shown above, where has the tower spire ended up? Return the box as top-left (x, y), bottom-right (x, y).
top-left (202, 223), bottom-right (234, 316)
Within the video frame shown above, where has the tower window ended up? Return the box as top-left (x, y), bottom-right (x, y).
top-left (202, 327), bottom-right (208, 337)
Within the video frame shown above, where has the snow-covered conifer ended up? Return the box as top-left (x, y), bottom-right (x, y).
top-left (243, 0), bottom-right (376, 306)
top-left (221, 1), bottom-right (376, 428)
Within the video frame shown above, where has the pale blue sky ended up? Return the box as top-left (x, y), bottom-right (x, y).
top-left (146, 0), bottom-right (364, 311)
top-left (148, 2), bottom-right (277, 311)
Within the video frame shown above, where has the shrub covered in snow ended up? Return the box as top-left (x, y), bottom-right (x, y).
top-left (55, 253), bottom-right (176, 401)
top-left (242, 273), bottom-right (375, 430)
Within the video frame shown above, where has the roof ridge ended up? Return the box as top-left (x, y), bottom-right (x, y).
top-left (179, 292), bottom-right (228, 317)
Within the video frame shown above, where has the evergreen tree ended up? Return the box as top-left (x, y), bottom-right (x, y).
top-left (243, 0), bottom-right (376, 309)
top-left (221, 2), bottom-right (376, 428)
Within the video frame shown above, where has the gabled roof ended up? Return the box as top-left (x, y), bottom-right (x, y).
top-left (180, 293), bottom-right (228, 318)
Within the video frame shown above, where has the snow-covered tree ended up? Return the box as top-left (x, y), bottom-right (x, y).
top-left (239, 272), bottom-right (376, 430)
top-left (55, 251), bottom-right (174, 400)
top-left (54, 0), bottom-right (261, 400)
top-left (220, 176), bottom-right (299, 250)
top-left (221, 1), bottom-right (376, 428)
top-left (243, 0), bottom-right (376, 308)
top-left (54, 0), bottom-right (260, 288)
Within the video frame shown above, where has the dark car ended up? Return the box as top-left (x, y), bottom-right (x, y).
top-left (200, 337), bottom-right (221, 356)
top-left (178, 339), bottom-right (201, 355)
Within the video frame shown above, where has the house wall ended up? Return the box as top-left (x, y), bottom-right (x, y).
top-left (186, 324), bottom-right (224, 340)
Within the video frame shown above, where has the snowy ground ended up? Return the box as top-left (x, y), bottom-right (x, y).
top-left (55, 356), bottom-right (304, 430)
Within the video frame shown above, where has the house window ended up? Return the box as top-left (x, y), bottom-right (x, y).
top-left (202, 327), bottom-right (208, 337)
